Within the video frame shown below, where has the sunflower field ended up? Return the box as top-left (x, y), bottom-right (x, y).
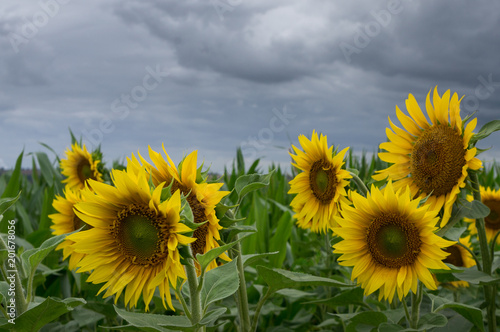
top-left (1, 88), bottom-right (500, 332)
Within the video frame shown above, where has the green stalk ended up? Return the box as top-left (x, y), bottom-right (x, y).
top-left (185, 258), bottom-right (203, 331)
top-left (410, 282), bottom-right (423, 329)
top-left (469, 172), bottom-right (496, 332)
top-left (250, 287), bottom-right (272, 332)
top-left (349, 172), bottom-right (368, 197)
top-left (230, 235), bottom-right (251, 331)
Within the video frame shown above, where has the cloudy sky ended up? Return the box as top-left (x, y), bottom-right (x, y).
top-left (1, 0), bottom-right (499, 173)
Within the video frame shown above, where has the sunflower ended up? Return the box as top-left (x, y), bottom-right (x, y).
top-left (49, 187), bottom-right (86, 270)
top-left (373, 87), bottom-right (482, 227)
top-left (128, 145), bottom-right (230, 271)
top-left (67, 166), bottom-right (195, 310)
top-left (440, 235), bottom-right (476, 288)
top-left (465, 186), bottom-right (500, 246)
top-left (288, 130), bottom-right (351, 233)
top-left (333, 181), bottom-right (454, 302)
top-left (61, 143), bottom-right (103, 190)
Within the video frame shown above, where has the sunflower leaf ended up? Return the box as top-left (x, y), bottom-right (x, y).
top-left (0, 297), bottom-right (85, 331)
top-left (256, 266), bottom-right (353, 292)
top-left (114, 306), bottom-right (192, 331)
top-left (20, 233), bottom-right (68, 285)
top-left (196, 238), bottom-right (241, 273)
top-left (200, 259), bottom-right (239, 308)
top-left (332, 311), bottom-right (387, 331)
top-left (470, 119), bottom-right (500, 145)
top-left (234, 170), bottom-right (275, 202)
top-left (430, 295), bottom-right (485, 332)
top-left (241, 251), bottom-right (279, 267)
top-left (452, 267), bottom-right (500, 285)
top-left (303, 286), bottom-right (365, 308)
top-left (416, 312), bottom-right (448, 330)
top-left (0, 191), bottom-right (21, 217)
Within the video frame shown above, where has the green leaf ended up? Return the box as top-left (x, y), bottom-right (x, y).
top-left (241, 252), bottom-right (279, 267)
top-left (21, 233), bottom-right (67, 282)
top-left (36, 152), bottom-right (58, 188)
top-left (377, 323), bottom-right (405, 331)
top-left (268, 211), bottom-right (293, 267)
top-left (201, 259), bottom-right (239, 308)
top-left (234, 170), bottom-right (275, 201)
top-left (453, 267), bottom-right (500, 285)
top-left (199, 307), bottom-right (227, 325)
top-left (470, 119), bottom-right (500, 144)
top-left (275, 289), bottom-right (314, 300)
top-left (1, 151), bottom-right (23, 199)
top-left (196, 239), bottom-right (240, 273)
top-left (114, 306), bottom-right (192, 332)
top-left (256, 266), bottom-right (352, 292)
top-left (443, 226), bottom-right (467, 242)
top-left (0, 191), bottom-right (21, 216)
top-left (435, 302), bottom-right (484, 331)
top-left (0, 297), bottom-right (85, 332)
top-left (304, 287), bottom-right (365, 308)
top-left (417, 312), bottom-right (447, 330)
top-left (345, 311), bottom-right (388, 332)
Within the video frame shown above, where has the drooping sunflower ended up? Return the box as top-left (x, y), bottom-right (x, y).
top-left (373, 87), bottom-right (482, 227)
top-left (49, 187), bottom-right (86, 270)
top-left (128, 145), bottom-right (230, 271)
top-left (67, 166), bottom-right (194, 310)
top-left (288, 130), bottom-right (351, 233)
top-left (465, 186), bottom-right (500, 246)
top-left (333, 181), bottom-right (454, 302)
top-left (440, 235), bottom-right (476, 288)
top-left (61, 143), bottom-right (103, 190)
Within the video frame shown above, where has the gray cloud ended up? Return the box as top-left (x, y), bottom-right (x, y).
top-left (1, 0), bottom-right (499, 173)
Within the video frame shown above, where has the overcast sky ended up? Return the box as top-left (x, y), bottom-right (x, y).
top-left (1, 0), bottom-right (499, 174)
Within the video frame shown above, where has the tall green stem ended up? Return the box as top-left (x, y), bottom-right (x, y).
top-left (185, 258), bottom-right (202, 331)
top-left (469, 172), bottom-right (496, 332)
top-left (230, 234), bottom-right (251, 331)
top-left (410, 282), bottom-right (423, 329)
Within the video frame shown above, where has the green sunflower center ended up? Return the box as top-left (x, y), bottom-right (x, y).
top-left (443, 245), bottom-right (464, 267)
top-left (77, 159), bottom-right (95, 184)
top-left (112, 204), bottom-right (169, 266)
top-left (367, 212), bottom-right (422, 268)
top-left (309, 159), bottom-right (338, 204)
top-left (483, 199), bottom-right (500, 230)
top-left (172, 182), bottom-right (208, 257)
top-left (410, 124), bottom-right (466, 197)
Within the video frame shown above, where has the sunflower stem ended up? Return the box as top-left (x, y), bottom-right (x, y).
top-left (230, 234), bottom-right (251, 332)
top-left (250, 287), bottom-right (272, 332)
top-left (185, 257), bottom-right (203, 329)
top-left (469, 171), bottom-right (497, 332)
top-left (490, 230), bottom-right (500, 264)
top-left (410, 282), bottom-right (423, 329)
top-left (349, 172), bottom-right (368, 197)
top-left (175, 282), bottom-right (192, 321)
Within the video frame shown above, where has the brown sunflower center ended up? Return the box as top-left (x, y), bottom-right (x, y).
top-left (172, 182), bottom-right (208, 257)
top-left (483, 199), bottom-right (500, 230)
top-left (112, 204), bottom-right (169, 266)
top-left (367, 212), bottom-right (422, 268)
top-left (77, 159), bottom-right (95, 184)
top-left (309, 159), bottom-right (338, 204)
top-left (410, 124), bottom-right (466, 197)
top-left (443, 245), bottom-right (464, 267)
top-left (72, 214), bottom-right (85, 231)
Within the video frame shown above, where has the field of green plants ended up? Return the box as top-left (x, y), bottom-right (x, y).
top-left (1, 91), bottom-right (500, 331)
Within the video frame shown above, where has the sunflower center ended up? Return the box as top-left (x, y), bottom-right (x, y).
top-left (77, 159), bottom-right (95, 184)
top-left (172, 182), bottom-right (208, 256)
top-left (309, 160), bottom-right (337, 204)
top-left (410, 124), bottom-right (466, 197)
top-left (483, 199), bottom-right (500, 230)
top-left (72, 215), bottom-right (85, 231)
top-left (443, 245), bottom-right (464, 267)
top-left (367, 212), bottom-right (421, 268)
top-left (112, 204), bottom-right (168, 266)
